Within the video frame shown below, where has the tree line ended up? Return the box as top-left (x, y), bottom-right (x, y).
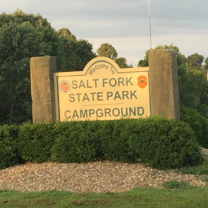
top-left (0, 10), bottom-right (207, 125)
top-left (0, 10), bottom-right (96, 125)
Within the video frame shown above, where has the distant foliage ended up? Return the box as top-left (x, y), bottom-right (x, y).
top-left (97, 43), bottom-right (118, 60)
top-left (138, 44), bottom-right (186, 67)
top-left (115, 57), bottom-right (132, 68)
top-left (58, 28), bottom-right (76, 41)
top-left (97, 43), bottom-right (132, 67)
top-left (186, 53), bottom-right (204, 70)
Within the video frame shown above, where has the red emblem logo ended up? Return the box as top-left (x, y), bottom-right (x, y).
top-left (59, 80), bottom-right (70, 93)
top-left (137, 76), bottom-right (147, 89)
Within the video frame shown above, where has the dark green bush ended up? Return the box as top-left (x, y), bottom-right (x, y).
top-left (0, 116), bottom-right (203, 170)
top-left (51, 121), bottom-right (101, 163)
top-left (180, 105), bottom-right (208, 148)
top-left (0, 125), bottom-right (19, 169)
top-left (18, 122), bottom-right (55, 163)
top-left (98, 119), bottom-right (137, 163)
top-left (128, 117), bottom-right (202, 169)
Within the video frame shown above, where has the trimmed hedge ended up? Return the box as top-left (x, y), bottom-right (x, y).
top-left (51, 121), bottom-right (101, 163)
top-left (18, 122), bottom-right (55, 163)
top-left (0, 125), bottom-right (19, 169)
top-left (180, 105), bottom-right (208, 148)
top-left (128, 117), bottom-right (202, 169)
top-left (0, 117), bottom-right (203, 170)
top-left (98, 119), bottom-right (137, 163)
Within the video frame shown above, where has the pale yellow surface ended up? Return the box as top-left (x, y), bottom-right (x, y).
top-left (54, 57), bottom-right (150, 121)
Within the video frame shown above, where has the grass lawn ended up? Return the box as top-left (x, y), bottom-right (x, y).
top-left (0, 185), bottom-right (208, 208)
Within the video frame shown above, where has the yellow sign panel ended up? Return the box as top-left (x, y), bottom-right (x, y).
top-left (54, 57), bottom-right (151, 121)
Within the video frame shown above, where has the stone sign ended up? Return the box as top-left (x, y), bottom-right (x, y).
top-left (30, 49), bottom-right (180, 123)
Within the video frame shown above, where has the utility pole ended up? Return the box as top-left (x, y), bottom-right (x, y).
top-left (148, 0), bottom-right (152, 49)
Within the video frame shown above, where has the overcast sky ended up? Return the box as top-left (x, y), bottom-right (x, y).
top-left (1, 0), bottom-right (208, 66)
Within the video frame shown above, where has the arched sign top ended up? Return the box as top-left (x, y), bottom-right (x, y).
top-left (54, 56), bottom-right (150, 121)
top-left (83, 57), bottom-right (120, 75)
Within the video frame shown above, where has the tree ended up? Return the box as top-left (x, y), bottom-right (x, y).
top-left (0, 19), bottom-right (62, 125)
top-left (186, 53), bottom-right (204, 70)
top-left (138, 44), bottom-right (186, 67)
top-left (0, 10), bottom-right (96, 125)
top-left (138, 59), bottom-right (148, 67)
top-left (71, 39), bottom-right (96, 71)
top-left (115, 57), bottom-right (132, 68)
top-left (0, 9), bottom-right (51, 28)
top-left (58, 28), bottom-right (76, 41)
top-left (97, 43), bottom-right (133, 68)
top-left (97, 43), bottom-right (118, 60)
top-left (138, 50), bottom-right (149, 67)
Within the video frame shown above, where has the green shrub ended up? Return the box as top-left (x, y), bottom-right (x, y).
top-left (0, 124), bottom-right (19, 170)
top-left (51, 121), bottom-right (101, 163)
top-left (180, 105), bottom-right (208, 148)
top-left (0, 116), bottom-right (203, 170)
top-left (98, 119), bottom-right (137, 163)
top-left (128, 117), bottom-right (202, 169)
top-left (18, 122), bottom-right (55, 163)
